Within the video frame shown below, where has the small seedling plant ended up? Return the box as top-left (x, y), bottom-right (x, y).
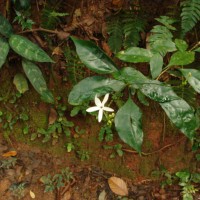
top-left (40, 167), bottom-right (74, 192)
top-left (68, 16), bottom-right (200, 153)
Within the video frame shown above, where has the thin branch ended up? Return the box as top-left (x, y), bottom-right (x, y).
top-left (18, 27), bottom-right (59, 35)
top-left (122, 136), bottom-right (185, 156)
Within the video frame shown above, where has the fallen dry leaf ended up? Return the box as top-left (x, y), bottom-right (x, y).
top-left (108, 177), bottom-right (128, 196)
top-left (98, 190), bottom-right (107, 200)
top-left (52, 46), bottom-right (63, 56)
top-left (2, 150), bottom-right (17, 157)
top-left (48, 108), bottom-right (58, 125)
top-left (30, 190), bottom-right (35, 199)
top-left (61, 191), bottom-right (71, 200)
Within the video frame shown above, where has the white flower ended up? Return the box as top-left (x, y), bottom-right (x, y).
top-left (86, 93), bottom-right (114, 122)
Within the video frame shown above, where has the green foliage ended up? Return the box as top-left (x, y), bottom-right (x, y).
top-left (40, 167), bottom-right (73, 192)
top-left (12, 0), bottom-right (31, 11)
top-left (64, 46), bottom-right (87, 84)
top-left (68, 15), bottom-right (200, 152)
top-left (13, 10), bottom-right (34, 30)
top-left (115, 98), bottom-right (143, 153)
top-left (148, 17), bottom-right (177, 56)
top-left (9, 182), bottom-right (26, 199)
top-left (0, 13), bottom-right (54, 103)
top-left (22, 59), bottom-right (54, 103)
top-left (103, 144), bottom-right (124, 158)
top-left (77, 150), bottom-right (90, 161)
top-left (34, 103), bottom-right (74, 143)
top-left (181, 0), bottom-right (200, 35)
top-left (71, 36), bottom-right (118, 74)
top-left (176, 171), bottom-right (200, 200)
top-left (0, 13), bottom-right (13, 37)
top-left (0, 157), bottom-right (17, 169)
top-left (0, 37), bottom-right (9, 69)
top-left (68, 76), bottom-right (125, 105)
top-left (9, 34), bottom-right (54, 63)
top-left (13, 73), bottom-right (29, 94)
top-left (107, 10), bottom-right (146, 53)
top-left (41, 7), bottom-right (69, 29)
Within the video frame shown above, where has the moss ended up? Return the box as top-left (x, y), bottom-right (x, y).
top-left (139, 155), bottom-right (158, 177)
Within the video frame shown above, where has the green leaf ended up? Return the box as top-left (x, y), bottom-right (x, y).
top-left (176, 171), bottom-right (190, 182)
top-left (0, 13), bottom-right (13, 37)
top-left (175, 39), bottom-right (188, 52)
top-left (140, 80), bottom-right (179, 103)
top-left (113, 67), bottom-right (147, 88)
top-left (150, 39), bottom-right (177, 56)
top-left (137, 90), bottom-right (149, 106)
top-left (160, 99), bottom-right (199, 139)
top-left (0, 37), bottom-right (9, 69)
top-left (155, 16), bottom-right (177, 30)
top-left (22, 59), bottom-right (54, 103)
top-left (71, 36), bottom-right (118, 74)
top-left (115, 98), bottom-right (143, 152)
top-left (68, 76), bottom-right (125, 105)
top-left (116, 47), bottom-right (153, 63)
top-left (13, 73), bottom-right (29, 94)
top-left (9, 34), bottom-right (54, 63)
top-left (168, 51), bottom-right (195, 66)
top-left (150, 53), bottom-right (163, 79)
top-left (179, 68), bottom-right (200, 93)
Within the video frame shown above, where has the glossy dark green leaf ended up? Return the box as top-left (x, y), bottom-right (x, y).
top-left (179, 68), bottom-right (200, 93)
top-left (0, 13), bottom-right (13, 37)
top-left (168, 51), bottom-right (195, 67)
top-left (71, 36), bottom-right (118, 74)
top-left (140, 80), bottom-right (179, 103)
top-left (150, 53), bottom-right (163, 79)
top-left (115, 98), bottom-right (143, 152)
top-left (0, 37), bottom-right (9, 69)
top-left (116, 47), bottom-right (153, 63)
top-left (160, 99), bottom-right (199, 139)
top-left (155, 16), bottom-right (177, 30)
top-left (175, 39), bottom-right (188, 52)
top-left (13, 73), bottom-right (29, 94)
top-left (22, 59), bottom-right (54, 103)
top-left (150, 39), bottom-right (176, 56)
top-left (137, 90), bottom-right (149, 106)
top-left (9, 34), bottom-right (54, 63)
top-left (68, 76), bottom-right (125, 105)
top-left (113, 67), bottom-right (147, 89)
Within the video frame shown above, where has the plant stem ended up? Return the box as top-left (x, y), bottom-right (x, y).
top-left (18, 27), bottom-right (59, 35)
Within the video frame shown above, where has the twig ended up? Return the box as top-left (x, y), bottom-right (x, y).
top-left (18, 27), bottom-right (59, 35)
top-left (189, 41), bottom-right (200, 51)
top-left (122, 137), bottom-right (185, 156)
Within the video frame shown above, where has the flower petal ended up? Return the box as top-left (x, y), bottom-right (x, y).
top-left (95, 95), bottom-right (102, 107)
top-left (86, 106), bottom-right (100, 112)
top-left (103, 107), bottom-right (114, 112)
top-left (102, 93), bottom-right (109, 106)
top-left (98, 109), bottom-right (103, 122)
